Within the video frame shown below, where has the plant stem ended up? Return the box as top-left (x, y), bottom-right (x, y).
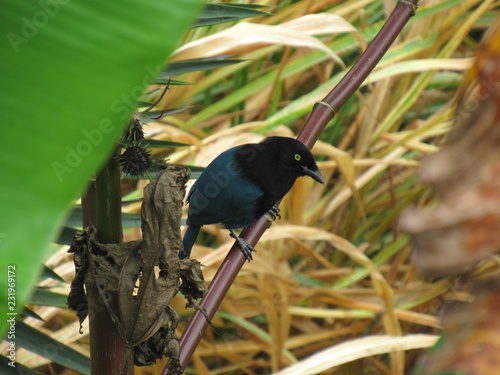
top-left (163, 1), bottom-right (419, 373)
top-left (82, 148), bottom-right (133, 375)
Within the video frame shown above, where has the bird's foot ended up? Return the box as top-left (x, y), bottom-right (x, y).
top-left (229, 229), bottom-right (255, 262)
top-left (265, 204), bottom-right (281, 222)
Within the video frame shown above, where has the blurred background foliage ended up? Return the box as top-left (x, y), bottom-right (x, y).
top-left (3, 0), bottom-right (500, 374)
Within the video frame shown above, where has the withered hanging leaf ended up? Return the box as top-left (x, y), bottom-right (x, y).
top-left (67, 226), bottom-right (142, 331)
top-left (119, 166), bottom-right (207, 347)
top-left (67, 165), bottom-right (207, 369)
top-left (67, 229), bottom-right (90, 332)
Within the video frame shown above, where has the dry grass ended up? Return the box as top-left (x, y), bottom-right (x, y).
top-left (18, 0), bottom-right (500, 374)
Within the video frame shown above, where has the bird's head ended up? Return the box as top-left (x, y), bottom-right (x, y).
top-left (262, 137), bottom-right (324, 184)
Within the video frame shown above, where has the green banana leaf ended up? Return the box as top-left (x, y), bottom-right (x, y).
top-left (0, 0), bottom-right (203, 336)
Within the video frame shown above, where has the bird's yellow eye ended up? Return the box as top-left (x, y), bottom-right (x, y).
top-left (294, 153), bottom-right (301, 161)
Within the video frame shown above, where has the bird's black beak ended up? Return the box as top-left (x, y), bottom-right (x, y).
top-left (301, 165), bottom-right (324, 184)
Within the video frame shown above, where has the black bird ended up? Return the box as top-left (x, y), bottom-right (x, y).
top-left (181, 136), bottom-right (324, 260)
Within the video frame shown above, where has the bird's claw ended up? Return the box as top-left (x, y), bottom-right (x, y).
top-left (229, 229), bottom-right (255, 262)
top-left (266, 204), bottom-right (281, 222)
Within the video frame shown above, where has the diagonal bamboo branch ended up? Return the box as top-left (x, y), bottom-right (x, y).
top-left (163, 1), bottom-right (419, 373)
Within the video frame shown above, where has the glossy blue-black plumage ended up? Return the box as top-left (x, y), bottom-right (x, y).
top-left (180, 136), bottom-right (323, 259)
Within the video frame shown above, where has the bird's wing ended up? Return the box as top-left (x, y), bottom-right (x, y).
top-left (186, 148), bottom-right (265, 228)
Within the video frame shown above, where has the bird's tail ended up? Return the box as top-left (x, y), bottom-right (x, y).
top-left (180, 225), bottom-right (201, 259)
